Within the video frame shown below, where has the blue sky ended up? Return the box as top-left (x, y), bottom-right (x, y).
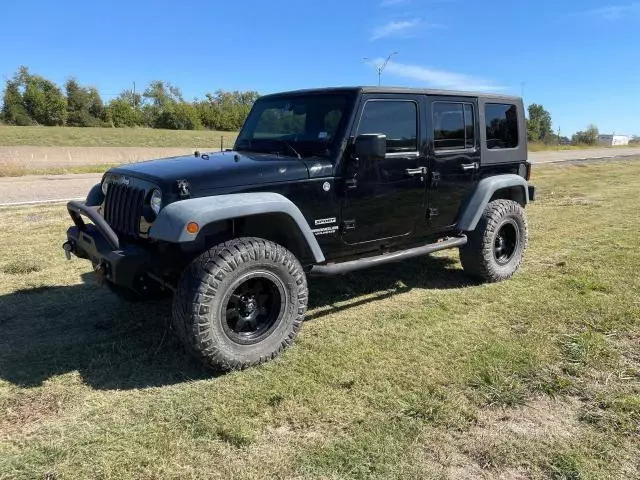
top-left (1, 0), bottom-right (639, 135)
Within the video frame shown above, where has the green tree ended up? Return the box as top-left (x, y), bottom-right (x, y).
top-left (527, 103), bottom-right (553, 142)
top-left (155, 102), bottom-right (202, 130)
top-left (141, 80), bottom-right (185, 128)
top-left (1, 79), bottom-right (32, 125)
top-left (65, 78), bottom-right (105, 126)
top-left (196, 90), bottom-right (259, 131)
top-left (13, 67), bottom-right (67, 126)
top-left (107, 96), bottom-right (142, 127)
top-left (572, 124), bottom-right (599, 145)
top-left (118, 89), bottom-right (142, 109)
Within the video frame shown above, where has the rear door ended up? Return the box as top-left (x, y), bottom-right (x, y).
top-left (426, 96), bottom-right (480, 231)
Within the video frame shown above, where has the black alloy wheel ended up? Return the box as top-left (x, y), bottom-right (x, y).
top-left (221, 271), bottom-right (286, 345)
top-left (493, 220), bottom-right (519, 265)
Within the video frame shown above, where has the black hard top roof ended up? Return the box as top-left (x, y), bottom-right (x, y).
top-left (260, 86), bottom-right (520, 102)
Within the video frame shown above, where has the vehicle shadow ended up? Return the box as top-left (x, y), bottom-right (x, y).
top-left (306, 254), bottom-right (479, 321)
top-left (0, 255), bottom-right (477, 390)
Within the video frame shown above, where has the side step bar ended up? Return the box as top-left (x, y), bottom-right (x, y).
top-left (309, 235), bottom-right (467, 276)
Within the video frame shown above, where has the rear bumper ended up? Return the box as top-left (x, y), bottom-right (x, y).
top-left (64, 201), bottom-right (149, 289)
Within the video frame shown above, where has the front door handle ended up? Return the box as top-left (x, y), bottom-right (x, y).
top-left (405, 166), bottom-right (427, 176)
top-left (461, 162), bottom-right (479, 172)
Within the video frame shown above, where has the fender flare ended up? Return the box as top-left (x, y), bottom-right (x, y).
top-left (86, 183), bottom-right (104, 206)
top-left (148, 192), bottom-right (325, 263)
top-left (457, 174), bottom-right (530, 231)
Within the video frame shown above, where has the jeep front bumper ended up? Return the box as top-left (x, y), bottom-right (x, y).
top-left (64, 200), bottom-right (150, 289)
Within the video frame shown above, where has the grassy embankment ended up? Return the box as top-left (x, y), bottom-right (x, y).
top-left (0, 125), bottom-right (238, 148)
top-left (0, 126), bottom-right (239, 177)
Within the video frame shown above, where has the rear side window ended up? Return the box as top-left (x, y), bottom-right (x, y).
top-left (433, 102), bottom-right (475, 150)
top-left (485, 103), bottom-right (519, 149)
top-left (357, 100), bottom-right (417, 153)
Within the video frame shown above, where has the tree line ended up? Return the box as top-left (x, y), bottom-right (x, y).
top-left (1, 66), bottom-right (604, 143)
top-left (527, 103), bottom-right (600, 146)
top-left (0, 66), bottom-right (259, 131)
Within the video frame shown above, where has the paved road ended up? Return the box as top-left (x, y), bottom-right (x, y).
top-left (0, 173), bottom-right (101, 205)
top-left (528, 147), bottom-right (640, 164)
top-left (1, 148), bottom-right (640, 206)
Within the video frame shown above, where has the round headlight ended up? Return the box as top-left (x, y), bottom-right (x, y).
top-left (101, 179), bottom-right (110, 195)
top-left (150, 189), bottom-right (162, 215)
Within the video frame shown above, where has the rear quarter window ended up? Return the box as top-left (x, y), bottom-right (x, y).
top-left (485, 103), bottom-right (519, 149)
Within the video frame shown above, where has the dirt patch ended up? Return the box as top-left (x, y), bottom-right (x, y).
top-left (471, 396), bottom-right (580, 441)
top-left (419, 397), bottom-right (581, 479)
top-left (0, 390), bottom-right (68, 440)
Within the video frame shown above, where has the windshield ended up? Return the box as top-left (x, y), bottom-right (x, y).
top-left (235, 93), bottom-right (353, 158)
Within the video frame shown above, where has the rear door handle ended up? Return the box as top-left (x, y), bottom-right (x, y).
top-left (461, 162), bottom-right (479, 172)
top-left (405, 166), bottom-right (427, 176)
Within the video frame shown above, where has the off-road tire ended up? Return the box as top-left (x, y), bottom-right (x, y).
top-left (172, 237), bottom-right (308, 370)
top-left (459, 199), bottom-right (528, 283)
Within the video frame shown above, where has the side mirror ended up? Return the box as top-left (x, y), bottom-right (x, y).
top-left (354, 134), bottom-right (386, 159)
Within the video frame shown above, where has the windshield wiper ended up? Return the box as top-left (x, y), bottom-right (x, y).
top-left (238, 138), bottom-right (302, 159)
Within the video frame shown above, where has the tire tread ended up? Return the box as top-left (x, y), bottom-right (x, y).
top-left (172, 237), bottom-right (307, 370)
top-left (460, 199), bottom-right (528, 283)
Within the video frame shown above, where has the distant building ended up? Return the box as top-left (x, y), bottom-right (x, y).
top-left (598, 134), bottom-right (630, 146)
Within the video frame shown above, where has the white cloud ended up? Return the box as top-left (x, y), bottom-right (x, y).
top-left (371, 19), bottom-right (440, 41)
top-left (579, 2), bottom-right (640, 20)
top-left (370, 59), bottom-right (504, 91)
top-left (380, 0), bottom-right (410, 6)
top-left (371, 20), bottom-right (420, 40)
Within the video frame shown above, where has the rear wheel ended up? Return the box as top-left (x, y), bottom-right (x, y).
top-left (172, 237), bottom-right (308, 370)
top-left (460, 199), bottom-right (528, 283)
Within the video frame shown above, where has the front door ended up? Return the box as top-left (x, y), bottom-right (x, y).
top-left (341, 95), bottom-right (426, 245)
top-left (426, 96), bottom-right (480, 231)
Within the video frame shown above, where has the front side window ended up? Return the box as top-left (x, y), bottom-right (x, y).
top-left (235, 94), bottom-right (352, 158)
top-left (485, 103), bottom-right (519, 149)
top-left (357, 100), bottom-right (418, 153)
top-left (433, 102), bottom-right (476, 150)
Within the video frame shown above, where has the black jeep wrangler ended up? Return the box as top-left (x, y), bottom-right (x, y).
top-left (64, 87), bottom-right (535, 370)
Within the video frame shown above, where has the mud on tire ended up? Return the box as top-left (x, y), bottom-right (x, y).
top-left (172, 237), bottom-right (308, 370)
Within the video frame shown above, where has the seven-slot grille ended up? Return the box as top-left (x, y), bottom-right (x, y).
top-left (103, 183), bottom-right (145, 237)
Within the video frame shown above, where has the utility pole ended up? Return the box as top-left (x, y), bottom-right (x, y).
top-left (557, 126), bottom-right (561, 150)
top-left (133, 81), bottom-right (137, 108)
top-left (363, 52), bottom-right (399, 85)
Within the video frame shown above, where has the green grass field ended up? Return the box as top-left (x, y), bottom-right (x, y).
top-left (0, 126), bottom-right (238, 148)
top-left (0, 160), bottom-right (639, 479)
top-left (1, 125), bottom-right (638, 152)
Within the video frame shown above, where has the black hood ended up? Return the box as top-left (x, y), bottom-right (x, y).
top-left (108, 150), bottom-right (312, 194)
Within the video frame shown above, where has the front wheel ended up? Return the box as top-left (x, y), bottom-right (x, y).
top-left (172, 237), bottom-right (308, 370)
top-left (459, 199), bottom-right (529, 283)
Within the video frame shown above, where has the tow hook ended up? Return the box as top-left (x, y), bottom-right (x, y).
top-left (94, 262), bottom-right (106, 286)
top-left (62, 241), bottom-right (74, 260)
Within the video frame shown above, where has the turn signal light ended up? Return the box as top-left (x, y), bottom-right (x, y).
top-left (186, 222), bottom-right (200, 234)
